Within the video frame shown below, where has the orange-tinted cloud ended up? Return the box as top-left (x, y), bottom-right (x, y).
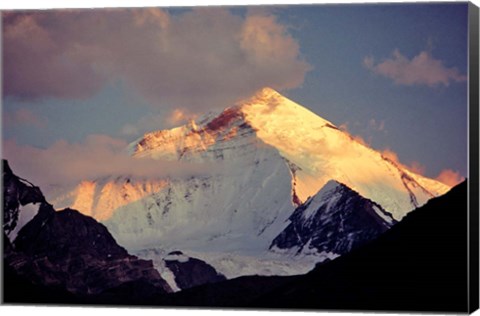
top-left (364, 49), bottom-right (466, 87)
top-left (120, 109), bottom-right (198, 137)
top-left (3, 8), bottom-right (310, 113)
top-left (3, 12), bottom-right (108, 99)
top-left (381, 148), bottom-right (426, 175)
top-left (436, 169), bottom-right (464, 186)
top-left (167, 109), bottom-right (197, 126)
top-left (408, 161), bottom-right (426, 175)
top-left (381, 148), bottom-right (399, 163)
top-left (352, 135), bottom-right (370, 147)
top-left (338, 123), bottom-right (349, 132)
top-left (339, 125), bottom-right (425, 177)
top-left (338, 122), bottom-right (371, 147)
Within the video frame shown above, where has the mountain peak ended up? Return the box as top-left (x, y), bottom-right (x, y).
top-left (252, 87), bottom-right (283, 99)
top-left (238, 87), bottom-right (333, 129)
top-left (239, 87), bottom-right (321, 116)
top-left (126, 88), bottom-right (450, 220)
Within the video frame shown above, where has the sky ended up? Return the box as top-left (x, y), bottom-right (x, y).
top-left (1, 2), bottom-right (470, 188)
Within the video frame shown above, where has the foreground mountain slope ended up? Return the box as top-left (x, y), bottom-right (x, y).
top-left (3, 159), bottom-right (45, 241)
top-left (162, 251), bottom-right (227, 290)
top-left (255, 181), bottom-right (468, 312)
top-left (156, 181), bottom-right (468, 312)
top-left (2, 160), bottom-right (172, 302)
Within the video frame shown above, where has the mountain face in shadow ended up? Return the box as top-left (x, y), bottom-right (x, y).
top-left (156, 180), bottom-right (469, 313)
top-left (2, 158), bottom-right (472, 312)
top-left (253, 180), bottom-right (469, 312)
top-left (270, 180), bottom-right (396, 256)
top-left (163, 251), bottom-right (227, 290)
top-left (2, 159), bottom-right (172, 304)
top-left (3, 160), bottom-right (45, 238)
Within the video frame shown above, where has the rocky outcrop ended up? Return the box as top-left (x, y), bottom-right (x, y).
top-left (2, 159), bottom-right (172, 301)
top-left (3, 160), bottom-right (44, 236)
top-left (154, 181), bottom-right (469, 313)
top-left (270, 180), bottom-right (396, 256)
top-left (164, 251), bottom-right (226, 290)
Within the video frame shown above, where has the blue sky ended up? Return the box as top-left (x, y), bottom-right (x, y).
top-left (2, 3), bottom-right (469, 185)
top-left (277, 3), bottom-right (468, 180)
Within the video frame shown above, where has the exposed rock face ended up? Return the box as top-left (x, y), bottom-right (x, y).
top-left (164, 251), bottom-right (226, 290)
top-left (3, 160), bottom-right (44, 236)
top-left (2, 159), bottom-right (172, 300)
top-left (154, 181), bottom-right (469, 313)
top-left (270, 180), bottom-right (396, 256)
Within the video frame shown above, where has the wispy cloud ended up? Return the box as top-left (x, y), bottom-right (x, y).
top-left (120, 109), bottom-right (198, 137)
top-left (339, 119), bottom-right (386, 147)
top-left (338, 121), bottom-right (371, 147)
top-left (120, 114), bottom-right (165, 137)
top-left (435, 169), bottom-right (464, 186)
top-left (4, 8), bottom-right (310, 113)
top-left (364, 49), bottom-right (466, 87)
top-left (3, 108), bottom-right (47, 128)
top-left (3, 135), bottom-right (219, 194)
top-left (381, 148), bottom-right (426, 176)
top-left (167, 109), bottom-right (197, 127)
top-left (368, 118), bottom-right (385, 132)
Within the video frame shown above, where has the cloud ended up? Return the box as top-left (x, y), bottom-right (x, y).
top-left (351, 134), bottom-right (370, 147)
top-left (435, 169), bottom-right (463, 186)
top-left (408, 161), bottom-right (426, 175)
top-left (120, 114), bottom-right (166, 137)
top-left (120, 123), bottom-right (141, 137)
top-left (381, 148), bottom-right (400, 163)
top-left (364, 49), bottom-right (466, 87)
top-left (120, 109), bottom-right (197, 137)
top-left (2, 12), bottom-right (107, 99)
top-left (338, 121), bottom-right (372, 147)
top-left (338, 122), bottom-right (349, 132)
top-left (368, 118), bottom-right (385, 132)
top-left (380, 148), bottom-right (426, 175)
top-left (167, 109), bottom-right (197, 127)
top-left (3, 108), bottom-right (47, 128)
top-left (3, 8), bottom-right (310, 113)
top-left (3, 135), bottom-right (219, 194)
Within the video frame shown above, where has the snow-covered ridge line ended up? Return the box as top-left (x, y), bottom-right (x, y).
top-left (243, 88), bottom-right (449, 216)
top-left (270, 179), bottom-right (397, 257)
top-left (51, 87), bottom-right (451, 262)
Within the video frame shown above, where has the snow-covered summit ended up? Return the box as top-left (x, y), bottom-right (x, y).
top-left (132, 87), bottom-right (332, 160)
top-left (52, 87), bottom-right (450, 252)
top-left (129, 87), bottom-right (450, 220)
top-left (49, 87), bottom-right (452, 280)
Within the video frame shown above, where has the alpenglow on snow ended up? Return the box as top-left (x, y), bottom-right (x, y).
top-left (51, 87), bottom-right (450, 276)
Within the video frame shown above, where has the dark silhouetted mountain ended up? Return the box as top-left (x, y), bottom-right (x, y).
top-left (270, 180), bottom-right (396, 256)
top-left (2, 160), bottom-right (472, 312)
top-left (254, 180), bottom-right (469, 312)
top-left (154, 181), bottom-right (469, 313)
top-left (3, 160), bottom-right (44, 237)
top-left (164, 251), bottom-right (226, 290)
top-left (2, 159), bottom-right (172, 304)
